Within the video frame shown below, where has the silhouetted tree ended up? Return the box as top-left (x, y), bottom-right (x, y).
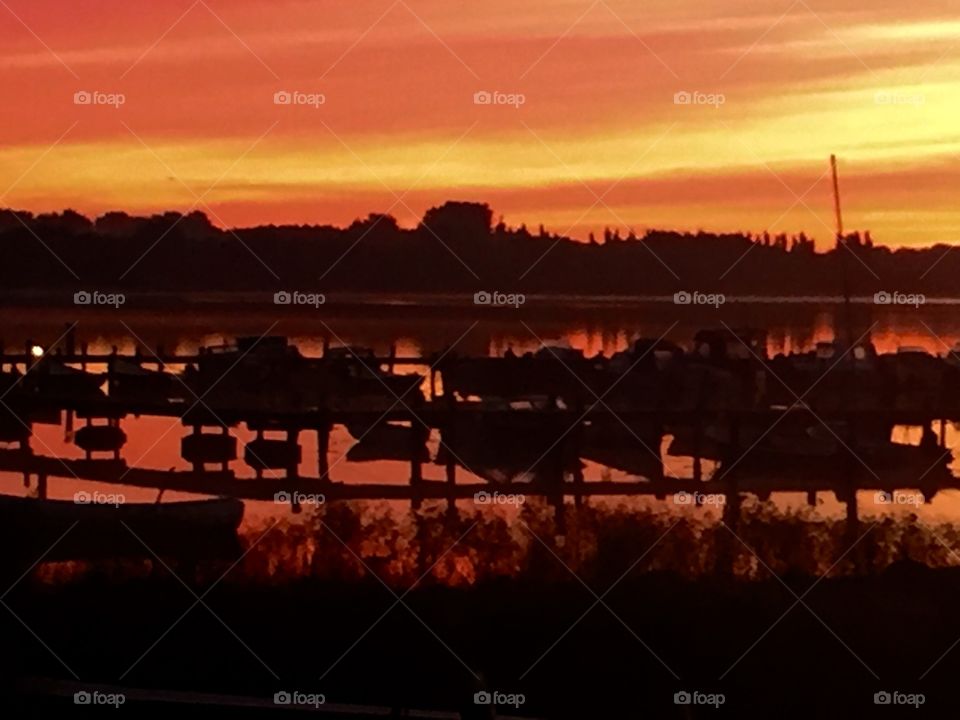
top-left (36, 210), bottom-right (92, 234)
top-left (420, 201), bottom-right (492, 241)
top-left (96, 211), bottom-right (142, 238)
top-left (181, 211), bottom-right (216, 240)
top-left (348, 213), bottom-right (400, 237)
top-left (0, 202), bottom-right (943, 300)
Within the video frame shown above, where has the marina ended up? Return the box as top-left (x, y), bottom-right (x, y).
top-left (1, 327), bottom-right (957, 537)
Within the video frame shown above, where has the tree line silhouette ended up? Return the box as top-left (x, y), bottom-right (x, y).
top-left (0, 202), bottom-right (955, 299)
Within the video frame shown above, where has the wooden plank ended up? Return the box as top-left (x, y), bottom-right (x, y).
top-left (0, 450), bottom-right (956, 501)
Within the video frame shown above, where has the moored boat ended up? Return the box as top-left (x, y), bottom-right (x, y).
top-left (186, 336), bottom-right (313, 411)
top-left (323, 345), bottom-right (425, 406)
top-left (26, 359), bottom-right (104, 399)
top-left (110, 358), bottom-right (184, 402)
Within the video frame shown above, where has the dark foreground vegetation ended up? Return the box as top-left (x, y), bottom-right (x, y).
top-left (3, 502), bottom-right (960, 716)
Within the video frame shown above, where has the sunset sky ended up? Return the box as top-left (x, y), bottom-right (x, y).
top-left (1, 0), bottom-right (958, 248)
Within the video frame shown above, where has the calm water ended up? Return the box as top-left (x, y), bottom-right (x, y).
top-left (3, 302), bottom-right (960, 531)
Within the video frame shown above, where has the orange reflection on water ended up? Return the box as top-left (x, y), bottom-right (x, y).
top-left (4, 310), bottom-right (960, 536)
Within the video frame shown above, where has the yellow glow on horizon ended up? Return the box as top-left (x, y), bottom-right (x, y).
top-left (850, 20), bottom-right (960, 42)
top-left (1, 1), bottom-right (959, 248)
top-left (4, 69), bottom-right (959, 202)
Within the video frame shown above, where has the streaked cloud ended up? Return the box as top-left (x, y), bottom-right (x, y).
top-left (0, 0), bottom-right (957, 246)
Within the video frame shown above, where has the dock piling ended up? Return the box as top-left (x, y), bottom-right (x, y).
top-left (317, 422), bottom-right (331, 483)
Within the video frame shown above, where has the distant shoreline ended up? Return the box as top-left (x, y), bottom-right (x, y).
top-left (3, 204), bottom-right (957, 305)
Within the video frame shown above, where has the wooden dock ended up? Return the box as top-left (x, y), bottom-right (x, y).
top-left (1, 341), bottom-right (958, 531)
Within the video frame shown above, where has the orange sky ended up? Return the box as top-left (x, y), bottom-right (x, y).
top-left (1, 0), bottom-right (958, 248)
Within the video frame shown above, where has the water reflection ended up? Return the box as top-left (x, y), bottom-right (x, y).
top-left (4, 304), bottom-right (960, 558)
top-left (6, 302), bottom-right (960, 360)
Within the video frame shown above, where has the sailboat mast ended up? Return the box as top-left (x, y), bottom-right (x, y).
top-left (831, 154), bottom-right (843, 239)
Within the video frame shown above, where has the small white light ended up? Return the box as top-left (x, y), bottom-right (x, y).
top-left (30, 345), bottom-right (44, 358)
